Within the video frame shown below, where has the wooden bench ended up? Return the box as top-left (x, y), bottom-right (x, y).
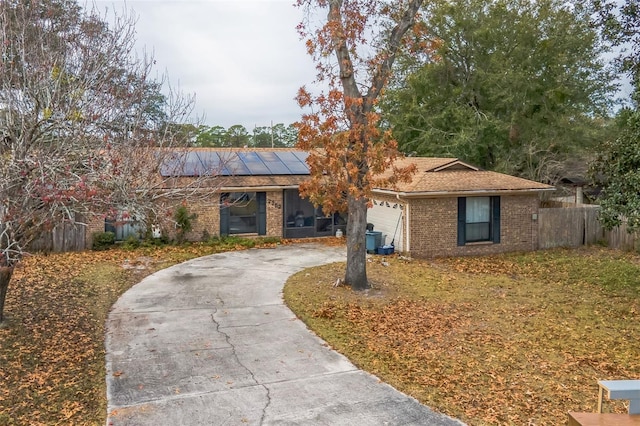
top-left (568, 412), bottom-right (640, 426)
top-left (598, 380), bottom-right (640, 414)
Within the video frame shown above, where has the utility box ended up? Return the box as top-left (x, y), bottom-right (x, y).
top-left (365, 231), bottom-right (382, 253)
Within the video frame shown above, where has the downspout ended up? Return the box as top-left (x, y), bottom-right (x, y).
top-left (397, 193), bottom-right (410, 254)
top-left (406, 203), bottom-right (411, 254)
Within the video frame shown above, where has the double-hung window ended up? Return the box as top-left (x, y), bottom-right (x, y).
top-left (457, 196), bottom-right (500, 245)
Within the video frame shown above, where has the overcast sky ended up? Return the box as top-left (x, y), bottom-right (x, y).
top-left (93, 1), bottom-right (317, 130)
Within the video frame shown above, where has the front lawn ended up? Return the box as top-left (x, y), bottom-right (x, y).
top-left (2, 242), bottom-right (637, 425)
top-left (283, 247), bottom-right (640, 425)
top-left (0, 237), bottom-right (280, 426)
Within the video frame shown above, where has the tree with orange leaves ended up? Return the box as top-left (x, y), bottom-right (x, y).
top-left (295, 0), bottom-right (425, 290)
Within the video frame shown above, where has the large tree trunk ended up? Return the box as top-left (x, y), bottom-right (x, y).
top-left (0, 266), bottom-right (14, 324)
top-left (299, 0), bottom-right (423, 291)
top-left (345, 195), bottom-right (369, 290)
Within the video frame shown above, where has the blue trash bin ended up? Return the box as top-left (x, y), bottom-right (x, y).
top-left (365, 231), bottom-right (382, 253)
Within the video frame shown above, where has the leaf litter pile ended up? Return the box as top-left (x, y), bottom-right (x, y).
top-left (0, 238), bottom-right (282, 426)
top-left (284, 246), bottom-right (640, 426)
top-left (1, 242), bottom-right (638, 425)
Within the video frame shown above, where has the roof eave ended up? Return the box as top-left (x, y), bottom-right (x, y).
top-left (219, 185), bottom-right (300, 191)
top-left (372, 187), bottom-right (556, 198)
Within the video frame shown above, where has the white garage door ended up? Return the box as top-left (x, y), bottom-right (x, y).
top-left (367, 199), bottom-right (405, 251)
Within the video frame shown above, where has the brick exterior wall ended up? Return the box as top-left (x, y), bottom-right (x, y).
top-left (186, 200), bottom-right (220, 241)
top-left (85, 214), bottom-right (106, 249)
top-left (165, 190), bottom-right (284, 240)
top-left (85, 190), bottom-right (285, 247)
top-left (408, 194), bottom-right (540, 258)
top-left (84, 190), bottom-right (541, 257)
top-left (266, 191), bottom-right (284, 237)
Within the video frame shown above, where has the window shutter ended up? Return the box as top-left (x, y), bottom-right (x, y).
top-left (492, 196), bottom-right (501, 243)
top-left (457, 197), bottom-right (466, 246)
top-left (257, 192), bottom-right (267, 236)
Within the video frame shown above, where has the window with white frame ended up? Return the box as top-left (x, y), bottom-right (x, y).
top-left (457, 196), bottom-right (500, 245)
top-left (466, 197), bottom-right (491, 242)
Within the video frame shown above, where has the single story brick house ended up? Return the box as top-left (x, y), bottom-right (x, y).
top-left (369, 157), bottom-right (554, 257)
top-left (88, 148), bottom-right (554, 258)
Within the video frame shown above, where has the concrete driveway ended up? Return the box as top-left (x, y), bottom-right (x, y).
top-left (105, 243), bottom-right (464, 425)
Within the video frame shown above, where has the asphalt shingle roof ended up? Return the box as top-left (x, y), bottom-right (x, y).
top-left (164, 149), bottom-right (553, 194)
top-left (380, 157), bottom-right (554, 194)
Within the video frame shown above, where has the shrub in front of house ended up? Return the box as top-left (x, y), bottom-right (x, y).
top-left (121, 235), bottom-right (141, 250)
top-left (174, 205), bottom-right (196, 243)
top-left (92, 232), bottom-right (115, 250)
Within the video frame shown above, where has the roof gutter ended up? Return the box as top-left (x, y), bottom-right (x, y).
top-left (372, 187), bottom-right (555, 198)
top-left (219, 185), bottom-right (300, 192)
top-left (160, 185), bottom-right (300, 192)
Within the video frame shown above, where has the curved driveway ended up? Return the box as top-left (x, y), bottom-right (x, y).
top-left (105, 243), bottom-right (464, 425)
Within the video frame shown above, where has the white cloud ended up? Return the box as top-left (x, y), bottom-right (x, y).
top-left (94, 0), bottom-right (318, 129)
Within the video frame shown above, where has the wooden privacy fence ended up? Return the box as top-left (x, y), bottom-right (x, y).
top-left (28, 216), bottom-right (87, 253)
top-left (604, 221), bottom-right (639, 251)
top-left (538, 206), bottom-right (639, 251)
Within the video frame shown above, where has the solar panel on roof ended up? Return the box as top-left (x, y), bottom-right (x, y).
top-left (160, 149), bottom-right (310, 177)
top-left (255, 151), bottom-right (280, 162)
top-left (271, 151), bottom-right (296, 163)
top-left (292, 151), bottom-right (310, 162)
top-left (184, 151), bottom-right (207, 176)
top-left (223, 153), bottom-right (251, 175)
top-left (275, 151), bottom-right (309, 174)
top-left (285, 162), bottom-right (309, 174)
top-left (208, 152), bottom-right (233, 175)
top-left (254, 152), bottom-right (292, 174)
top-left (262, 160), bottom-right (291, 175)
top-left (238, 151), bottom-right (271, 175)
top-left (195, 151), bottom-right (222, 175)
top-left (159, 150), bottom-right (200, 176)
top-left (159, 152), bottom-right (184, 176)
